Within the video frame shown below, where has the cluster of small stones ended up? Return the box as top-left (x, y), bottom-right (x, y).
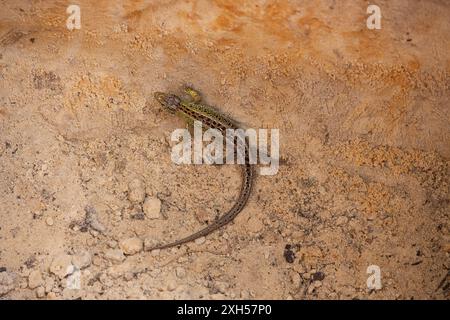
top-left (0, 175), bottom-right (258, 300)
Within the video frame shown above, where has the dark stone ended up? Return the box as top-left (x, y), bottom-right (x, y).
top-left (283, 244), bottom-right (295, 263)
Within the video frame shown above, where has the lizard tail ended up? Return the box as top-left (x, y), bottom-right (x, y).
top-left (146, 164), bottom-right (253, 251)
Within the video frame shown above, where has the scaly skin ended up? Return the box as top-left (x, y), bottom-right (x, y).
top-left (151, 87), bottom-right (254, 250)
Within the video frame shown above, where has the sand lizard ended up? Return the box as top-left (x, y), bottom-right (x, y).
top-left (151, 87), bottom-right (254, 250)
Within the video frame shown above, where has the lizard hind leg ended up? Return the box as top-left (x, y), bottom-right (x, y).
top-left (184, 86), bottom-right (202, 103)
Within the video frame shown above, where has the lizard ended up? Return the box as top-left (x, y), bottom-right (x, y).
top-left (150, 86), bottom-right (254, 250)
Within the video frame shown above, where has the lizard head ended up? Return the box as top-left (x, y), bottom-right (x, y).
top-left (154, 92), bottom-right (181, 113)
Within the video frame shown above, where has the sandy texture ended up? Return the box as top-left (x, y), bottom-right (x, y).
top-left (0, 0), bottom-right (449, 299)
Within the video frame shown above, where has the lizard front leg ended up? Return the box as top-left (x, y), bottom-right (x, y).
top-left (184, 86), bottom-right (202, 103)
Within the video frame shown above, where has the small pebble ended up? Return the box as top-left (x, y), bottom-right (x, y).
top-left (46, 217), bottom-right (54, 226)
top-left (85, 205), bottom-right (106, 233)
top-left (47, 292), bottom-right (57, 300)
top-left (107, 240), bottom-right (118, 248)
top-left (175, 267), bottom-right (186, 279)
top-left (36, 286), bottom-right (45, 298)
top-left (45, 277), bottom-right (55, 293)
top-left (143, 197), bottom-right (162, 219)
top-left (195, 237), bottom-right (206, 245)
top-left (283, 244), bottom-right (295, 263)
top-left (49, 254), bottom-right (73, 279)
top-left (166, 279), bottom-right (177, 291)
top-left (312, 271), bottom-right (325, 281)
top-left (28, 270), bottom-right (44, 289)
top-left (92, 256), bottom-right (104, 266)
top-left (90, 229), bottom-right (99, 237)
top-left (119, 237), bottom-right (143, 255)
top-left (72, 251), bottom-right (92, 269)
top-left (104, 249), bottom-right (126, 263)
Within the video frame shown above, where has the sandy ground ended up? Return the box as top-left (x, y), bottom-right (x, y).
top-left (0, 0), bottom-right (449, 300)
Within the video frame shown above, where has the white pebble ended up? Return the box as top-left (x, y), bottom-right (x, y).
top-left (28, 270), bottom-right (44, 289)
top-left (175, 267), bottom-right (186, 279)
top-left (49, 254), bottom-right (74, 279)
top-left (104, 249), bottom-right (126, 263)
top-left (46, 217), bottom-right (54, 226)
top-left (36, 286), bottom-right (45, 298)
top-left (143, 197), bottom-right (162, 219)
top-left (72, 251), bottom-right (92, 269)
top-left (119, 237), bottom-right (143, 255)
top-left (195, 237), bottom-right (206, 245)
